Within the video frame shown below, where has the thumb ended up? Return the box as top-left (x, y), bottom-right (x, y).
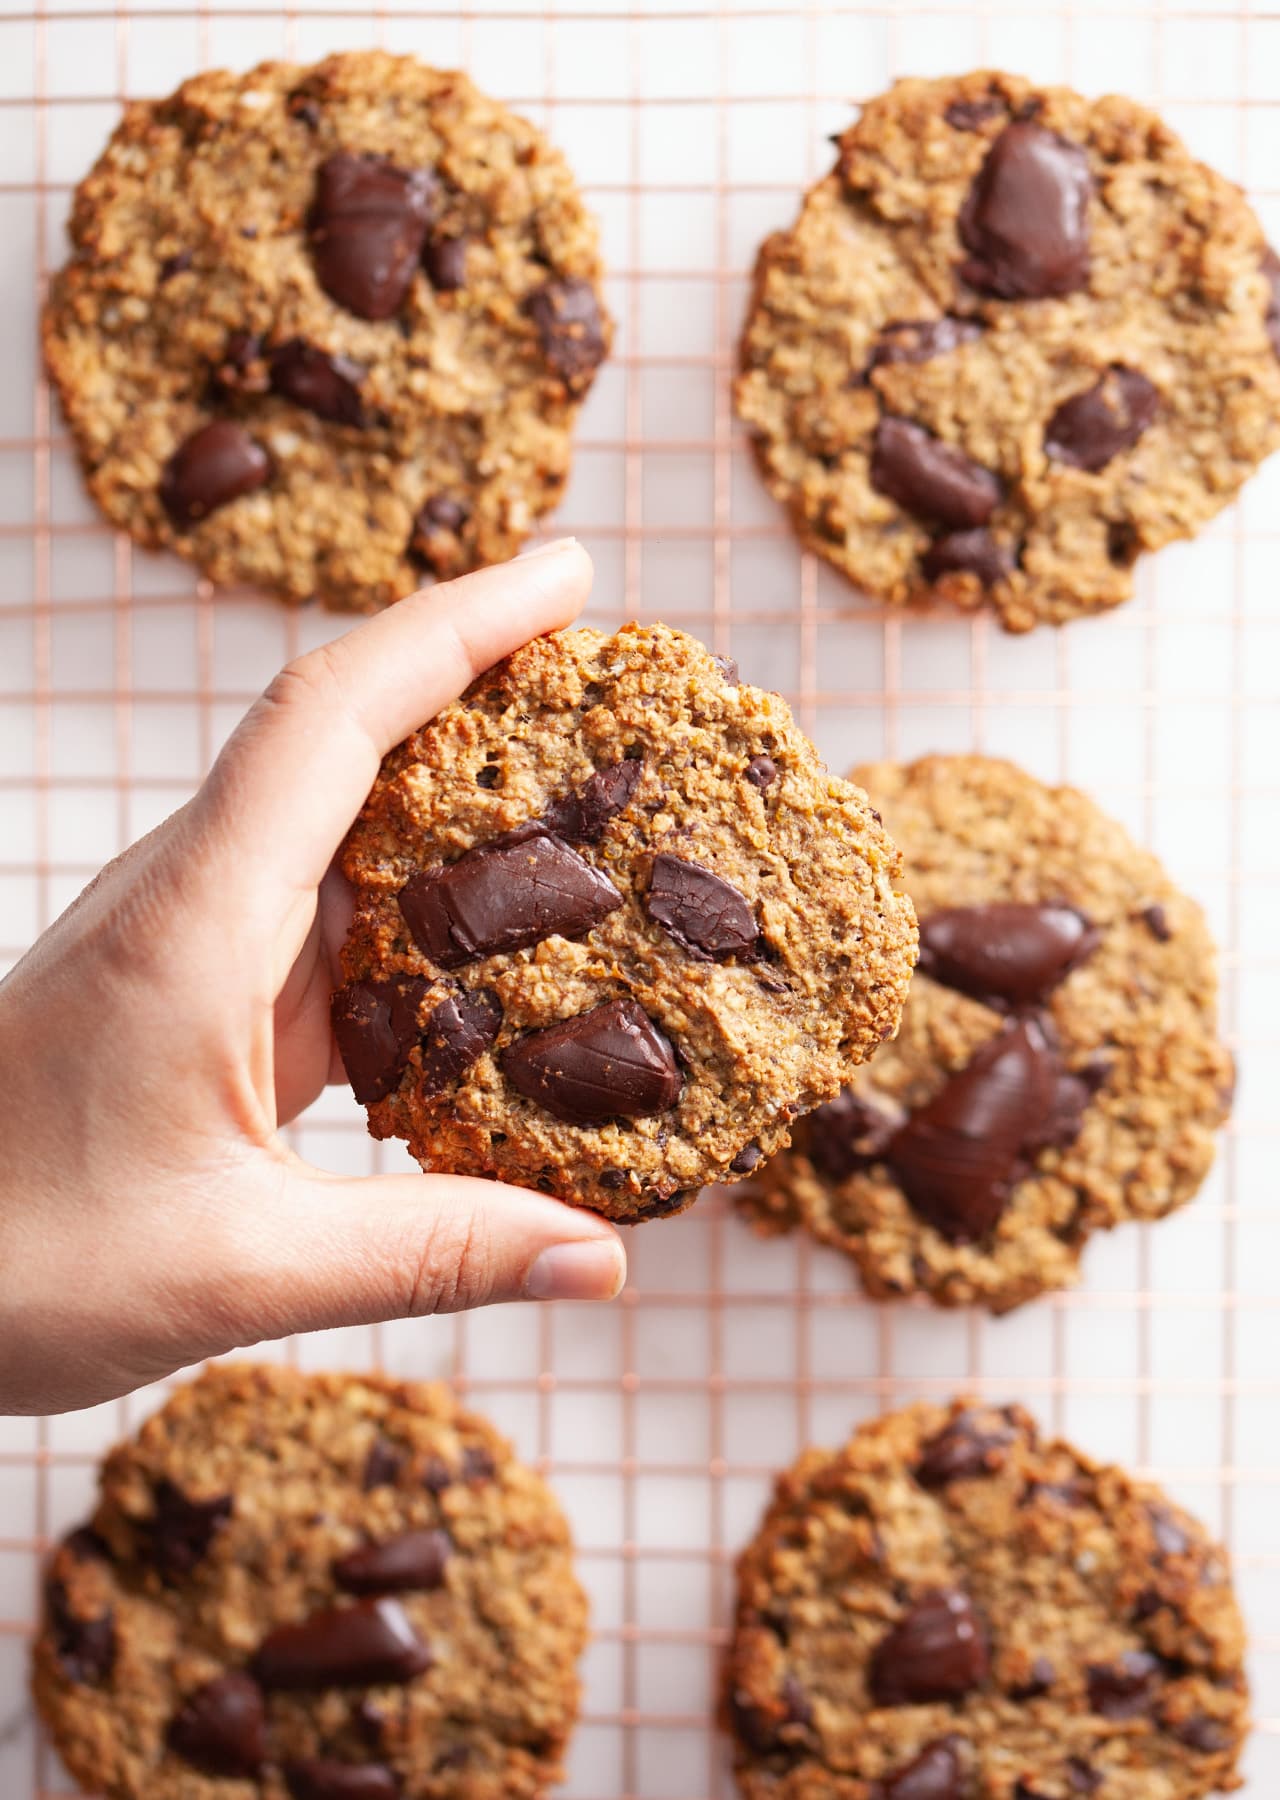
top-left (219, 1166), bottom-right (627, 1346)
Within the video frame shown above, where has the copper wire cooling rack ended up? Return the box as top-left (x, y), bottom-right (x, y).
top-left (2, 1), bottom-right (1280, 1793)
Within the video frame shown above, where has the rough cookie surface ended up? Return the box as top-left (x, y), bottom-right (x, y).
top-left (43, 52), bottom-right (610, 611)
top-left (32, 1364), bottom-right (586, 1800)
top-left (336, 623), bottom-right (916, 1221)
top-left (736, 71), bottom-right (1280, 630)
top-left (739, 755), bottom-right (1232, 1313)
top-left (725, 1399), bottom-right (1247, 1799)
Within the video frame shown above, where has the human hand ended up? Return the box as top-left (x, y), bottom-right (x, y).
top-left (0, 540), bottom-right (626, 1415)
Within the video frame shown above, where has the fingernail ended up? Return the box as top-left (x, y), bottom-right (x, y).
top-left (517, 535), bottom-right (579, 560)
top-left (524, 1238), bottom-right (625, 1302)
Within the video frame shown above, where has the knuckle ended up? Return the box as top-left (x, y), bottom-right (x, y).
top-left (261, 640), bottom-right (351, 719)
top-left (404, 1206), bottom-right (496, 1317)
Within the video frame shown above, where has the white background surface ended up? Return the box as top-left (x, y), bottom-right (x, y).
top-left (1, 0), bottom-right (1279, 1793)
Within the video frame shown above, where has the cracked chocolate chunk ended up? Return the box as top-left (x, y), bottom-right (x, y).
top-left (736, 75), bottom-right (1280, 630)
top-left (869, 1589), bottom-right (989, 1706)
top-left (870, 417), bottom-right (1001, 530)
top-left (740, 753), bottom-right (1232, 1313)
top-left (333, 1528), bottom-right (451, 1595)
top-left (502, 998), bottom-right (682, 1125)
top-left (725, 1398), bottom-right (1246, 1800)
top-left (145, 1479), bottom-right (232, 1581)
top-left (1045, 366), bottom-right (1159, 471)
top-left (525, 277), bottom-right (608, 392)
top-left (269, 339), bottom-right (367, 426)
top-left (418, 987), bottom-right (502, 1098)
top-left (398, 822), bottom-right (621, 969)
top-left (159, 421), bottom-right (270, 526)
top-left (331, 976), bottom-right (430, 1105)
top-left (958, 122), bottom-right (1091, 299)
top-left (644, 854), bottom-right (762, 962)
top-left (916, 901), bottom-right (1100, 1009)
top-left (361, 1438), bottom-right (405, 1490)
top-left (47, 1581), bottom-right (115, 1686)
top-left (409, 493), bottom-right (471, 577)
top-left (254, 1598), bottom-right (431, 1690)
top-left (168, 1674), bottom-right (266, 1777)
top-left (543, 756), bottom-right (644, 844)
top-left (308, 152), bottom-right (435, 320)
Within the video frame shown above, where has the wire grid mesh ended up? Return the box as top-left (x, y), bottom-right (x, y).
top-left (2, 0), bottom-right (1280, 1793)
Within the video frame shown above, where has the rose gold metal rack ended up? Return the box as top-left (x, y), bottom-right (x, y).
top-left (2, 2), bottom-right (1279, 1794)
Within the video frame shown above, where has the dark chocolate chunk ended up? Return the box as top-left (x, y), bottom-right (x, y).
top-left (885, 1017), bottom-right (1067, 1243)
top-left (946, 96), bottom-right (1005, 131)
top-left (409, 493), bottom-right (470, 575)
top-left (873, 1736), bottom-right (964, 1799)
top-left (475, 765), bottom-right (500, 789)
top-left (1045, 366), bottom-right (1158, 472)
top-left (286, 89), bottom-right (321, 128)
top-left (398, 822), bottom-right (622, 969)
top-left (160, 421), bottom-right (270, 527)
top-left (645, 854), bottom-right (762, 962)
top-left (805, 1088), bottom-right (897, 1182)
top-left (331, 977), bottom-right (430, 1106)
top-left (871, 417), bottom-right (1001, 530)
top-left (333, 1528), bottom-right (450, 1596)
top-left (423, 234), bottom-right (468, 291)
top-left (921, 528), bottom-right (1012, 587)
top-left (1086, 1650), bottom-right (1162, 1719)
top-left (269, 339), bottom-right (367, 427)
top-left (418, 988), bottom-right (502, 1098)
top-left (1142, 903), bottom-right (1172, 942)
top-left (167, 1673), bottom-right (266, 1777)
top-left (868, 316), bottom-right (981, 370)
top-left (744, 754), bottom-right (777, 790)
top-left (780, 1673), bottom-right (812, 1728)
top-left (308, 152), bottom-right (435, 320)
top-left (284, 1760), bottom-right (400, 1800)
top-left (1150, 1503), bottom-right (1191, 1557)
top-left (64, 1525), bottom-right (111, 1564)
top-left (253, 1597), bottom-right (432, 1690)
top-left (599, 1167), bottom-right (629, 1189)
top-left (544, 757), bottom-right (644, 844)
top-left (959, 122), bottom-right (1092, 298)
top-left (1170, 1713), bottom-right (1233, 1753)
top-left (524, 277), bottom-right (607, 392)
top-left (47, 1580), bottom-right (115, 1686)
top-left (730, 1142), bottom-right (763, 1175)
top-left (421, 1455), bottom-right (454, 1494)
top-left (710, 653), bottom-right (740, 684)
top-left (916, 901), bottom-right (1100, 1009)
top-left (1067, 1761), bottom-right (1102, 1794)
top-left (916, 1410), bottom-right (1015, 1487)
top-left (158, 249), bottom-right (193, 282)
top-left (1262, 247), bottom-right (1280, 358)
top-left (461, 1445), bottom-right (496, 1483)
top-left (1010, 1655), bottom-right (1057, 1699)
top-left (869, 1589), bottom-right (989, 1706)
top-left (146, 1479), bottom-right (232, 1580)
top-left (361, 1439), bottom-right (405, 1491)
top-left (501, 997), bottom-right (682, 1125)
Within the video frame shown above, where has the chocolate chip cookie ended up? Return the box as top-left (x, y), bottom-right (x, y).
top-left (32, 1363), bottom-right (587, 1800)
top-left (43, 52), bottom-right (610, 611)
top-left (738, 755), bottom-right (1233, 1313)
top-left (736, 70), bottom-right (1280, 630)
top-left (334, 622), bottom-right (917, 1220)
top-left (726, 1398), bottom-right (1247, 1798)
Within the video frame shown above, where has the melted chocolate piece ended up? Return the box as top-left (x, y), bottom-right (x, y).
top-left (744, 754), bottom-right (777, 790)
top-left (308, 153), bottom-right (435, 320)
top-left (916, 1410), bottom-right (1015, 1487)
top-left (1045, 366), bottom-right (1158, 471)
top-left (47, 1579), bottom-right (115, 1685)
top-left (959, 122), bottom-right (1092, 298)
top-left (423, 233), bottom-right (468, 291)
top-left (730, 1142), bottom-right (763, 1175)
top-left (398, 822), bottom-right (622, 969)
top-left (501, 998), bottom-right (682, 1125)
top-left (921, 528), bottom-right (1013, 587)
top-left (868, 316), bottom-right (981, 370)
top-left (409, 493), bottom-right (470, 575)
top-left (159, 248), bottom-right (194, 283)
top-left (1170, 1713), bottom-right (1233, 1753)
top-left (870, 417), bottom-right (1001, 530)
top-left (210, 329), bottom-right (268, 399)
top-left (1142, 903), bottom-right (1172, 942)
top-left (946, 96), bottom-right (1004, 132)
top-left (146, 1480), bottom-right (232, 1580)
top-left (167, 1673), bottom-right (266, 1777)
top-left (543, 757), bottom-right (644, 844)
top-left (287, 90), bottom-right (321, 129)
top-left (885, 1017), bottom-right (1065, 1243)
top-left (644, 855), bottom-right (762, 961)
top-left (461, 1445), bottom-right (496, 1483)
top-left (253, 1598), bottom-right (431, 1690)
top-left (361, 1439), bottom-right (405, 1491)
top-left (1150, 1504), bottom-right (1191, 1557)
top-left (804, 1088), bottom-right (898, 1181)
top-left (160, 421), bottom-right (270, 526)
top-left (284, 1761), bottom-right (400, 1800)
top-left (1086, 1650), bottom-right (1162, 1719)
top-left (869, 1589), bottom-right (989, 1706)
top-left (872, 1736), bottom-right (964, 1799)
top-left (524, 278), bottom-right (607, 392)
top-left (331, 977), bottom-right (430, 1105)
top-left (418, 988), bottom-right (502, 1097)
top-left (916, 901), bottom-right (1100, 1008)
top-left (269, 340), bottom-right (367, 427)
top-left (333, 1528), bottom-right (450, 1596)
